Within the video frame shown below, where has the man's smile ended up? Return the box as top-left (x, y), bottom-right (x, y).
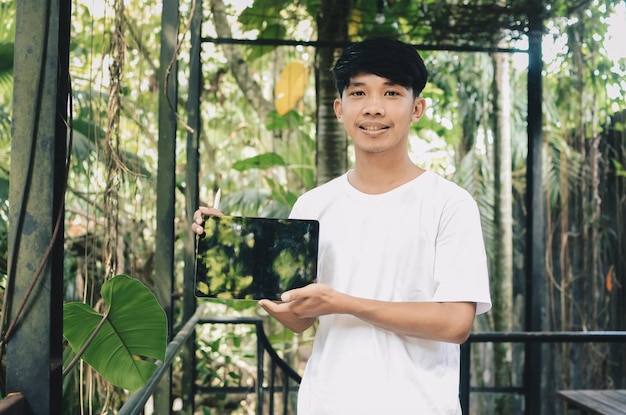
top-left (359, 123), bottom-right (389, 132)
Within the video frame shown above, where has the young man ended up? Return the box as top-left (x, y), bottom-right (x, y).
top-left (192, 38), bottom-right (491, 414)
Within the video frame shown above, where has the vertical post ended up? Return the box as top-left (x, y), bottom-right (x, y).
top-left (525, 9), bottom-right (546, 415)
top-left (7, 0), bottom-right (69, 412)
top-left (459, 341), bottom-right (471, 414)
top-left (256, 323), bottom-right (265, 415)
top-left (154, 0), bottom-right (179, 412)
top-left (181, 0), bottom-right (203, 413)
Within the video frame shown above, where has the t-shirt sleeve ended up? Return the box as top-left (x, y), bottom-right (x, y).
top-left (288, 198), bottom-right (306, 219)
top-left (431, 194), bottom-right (492, 315)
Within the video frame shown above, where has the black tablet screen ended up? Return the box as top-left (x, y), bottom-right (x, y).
top-left (195, 216), bottom-right (319, 300)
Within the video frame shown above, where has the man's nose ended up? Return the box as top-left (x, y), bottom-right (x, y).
top-left (362, 97), bottom-right (385, 115)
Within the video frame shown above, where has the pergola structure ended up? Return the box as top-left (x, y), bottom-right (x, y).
top-left (7, 0), bottom-right (597, 413)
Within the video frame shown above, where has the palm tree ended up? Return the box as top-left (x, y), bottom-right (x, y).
top-left (314, 0), bottom-right (353, 185)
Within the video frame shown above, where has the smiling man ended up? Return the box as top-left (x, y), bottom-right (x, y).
top-left (258, 37), bottom-right (492, 414)
top-left (192, 37), bottom-right (491, 414)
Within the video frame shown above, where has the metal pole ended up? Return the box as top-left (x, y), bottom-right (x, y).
top-left (7, 0), bottom-right (69, 413)
top-left (154, 0), bottom-right (179, 411)
top-left (525, 7), bottom-right (546, 415)
top-left (181, 0), bottom-right (203, 413)
top-left (459, 342), bottom-right (471, 414)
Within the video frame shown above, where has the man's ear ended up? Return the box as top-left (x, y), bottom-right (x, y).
top-left (412, 97), bottom-right (427, 122)
top-left (333, 98), bottom-right (343, 121)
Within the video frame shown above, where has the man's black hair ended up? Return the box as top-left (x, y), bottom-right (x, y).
top-left (332, 37), bottom-right (428, 98)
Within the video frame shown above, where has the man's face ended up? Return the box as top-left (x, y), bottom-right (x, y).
top-left (333, 73), bottom-right (425, 156)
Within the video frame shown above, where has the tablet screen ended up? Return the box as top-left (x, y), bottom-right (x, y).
top-left (195, 215), bottom-right (319, 300)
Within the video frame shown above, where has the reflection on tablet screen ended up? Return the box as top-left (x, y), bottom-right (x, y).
top-left (195, 216), bottom-right (319, 300)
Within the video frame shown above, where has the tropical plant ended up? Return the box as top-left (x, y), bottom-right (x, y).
top-left (0, 1), bottom-right (14, 282)
top-left (63, 274), bottom-right (167, 392)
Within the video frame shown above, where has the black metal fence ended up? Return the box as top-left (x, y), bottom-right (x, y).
top-left (196, 316), bottom-right (302, 415)
top-left (118, 311), bottom-right (301, 415)
top-left (118, 313), bottom-right (626, 415)
top-left (460, 331), bottom-right (626, 414)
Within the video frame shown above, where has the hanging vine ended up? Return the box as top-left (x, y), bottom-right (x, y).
top-left (103, 0), bottom-right (126, 281)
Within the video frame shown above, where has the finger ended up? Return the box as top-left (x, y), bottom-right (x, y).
top-left (198, 227), bottom-right (206, 238)
top-left (193, 208), bottom-right (207, 223)
top-left (193, 208), bottom-right (225, 237)
top-left (282, 283), bottom-right (317, 302)
top-left (199, 207), bottom-right (224, 220)
top-left (192, 223), bottom-right (205, 236)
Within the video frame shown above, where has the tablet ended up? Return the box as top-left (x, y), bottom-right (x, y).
top-left (195, 215), bottom-right (319, 300)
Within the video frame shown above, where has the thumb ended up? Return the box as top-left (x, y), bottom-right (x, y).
top-left (281, 289), bottom-right (298, 302)
top-left (258, 299), bottom-right (278, 312)
top-left (282, 284), bottom-right (316, 302)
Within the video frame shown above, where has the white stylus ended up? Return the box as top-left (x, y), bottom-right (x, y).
top-left (213, 188), bottom-right (222, 210)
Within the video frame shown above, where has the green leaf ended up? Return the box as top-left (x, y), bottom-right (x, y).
top-left (63, 274), bottom-right (167, 391)
top-left (238, 0), bottom-right (290, 29)
top-left (265, 109), bottom-right (303, 131)
top-left (0, 43), bottom-right (13, 93)
top-left (613, 159), bottom-right (626, 178)
top-left (232, 152), bottom-right (286, 171)
top-left (265, 176), bottom-right (297, 208)
top-left (0, 175), bottom-right (7, 203)
top-left (0, 42), bottom-right (13, 72)
top-left (247, 24), bottom-right (287, 60)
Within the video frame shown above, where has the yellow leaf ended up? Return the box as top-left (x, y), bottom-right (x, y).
top-left (349, 9), bottom-right (362, 38)
top-left (274, 62), bottom-right (309, 115)
top-left (197, 281), bottom-right (209, 295)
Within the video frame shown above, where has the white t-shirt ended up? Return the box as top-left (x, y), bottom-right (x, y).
top-left (289, 171), bottom-right (491, 415)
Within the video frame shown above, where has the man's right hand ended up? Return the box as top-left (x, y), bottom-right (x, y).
top-left (191, 207), bottom-right (223, 236)
top-left (258, 299), bottom-right (317, 334)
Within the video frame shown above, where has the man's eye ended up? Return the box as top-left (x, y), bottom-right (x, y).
top-left (350, 90), bottom-right (365, 96)
top-left (386, 90), bottom-right (400, 96)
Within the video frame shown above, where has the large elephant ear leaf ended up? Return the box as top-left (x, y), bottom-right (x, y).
top-left (63, 274), bottom-right (167, 391)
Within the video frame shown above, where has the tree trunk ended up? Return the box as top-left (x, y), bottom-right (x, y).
top-left (314, 0), bottom-right (353, 185)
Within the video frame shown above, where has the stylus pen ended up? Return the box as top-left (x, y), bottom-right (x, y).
top-left (213, 188), bottom-right (221, 211)
top-left (198, 189), bottom-right (220, 240)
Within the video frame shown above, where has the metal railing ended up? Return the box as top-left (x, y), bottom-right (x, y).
top-left (118, 309), bottom-right (301, 415)
top-left (119, 312), bottom-right (626, 415)
top-left (119, 311), bottom-right (201, 415)
top-left (459, 331), bottom-right (626, 415)
top-left (197, 316), bottom-right (301, 415)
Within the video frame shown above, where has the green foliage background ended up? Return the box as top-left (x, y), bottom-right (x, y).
top-left (0, 0), bottom-right (624, 413)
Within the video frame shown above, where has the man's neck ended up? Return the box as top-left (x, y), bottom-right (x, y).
top-left (349, 156), bottom-right (424, 194)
